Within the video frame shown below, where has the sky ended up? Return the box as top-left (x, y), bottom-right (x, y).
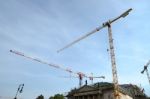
top-left (0, 0), bottom-right (150, 99)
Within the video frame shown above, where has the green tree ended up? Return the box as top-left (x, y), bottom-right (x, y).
top-left (49, 94), bottom-right (64, 99)
top-left (36, 94), bottom-right (44, 99)
top-left (49, 96), bottom-right (54, 99)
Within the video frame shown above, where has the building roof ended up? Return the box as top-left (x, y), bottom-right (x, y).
top-left (67, 82), bottom-right (148, 98)
top-left (92, 82), bottom-right (146, 97)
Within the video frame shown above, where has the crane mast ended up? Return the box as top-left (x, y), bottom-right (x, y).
top-left (145, 69), bottom-right (150, 84)
top-left (78, 73), bottom-right (83, 87)
top-left (107, 23), bottom-right (119, 98)
top-left (141, 60), bottom-right (150, 85)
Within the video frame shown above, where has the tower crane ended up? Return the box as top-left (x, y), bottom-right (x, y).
top-left (14, 84), bottom-right (24, 99)
top-left (61, 73), bottom-right (105, 85)
top-left (141, 60), bottom-right (150, 85)
top-left (88, 76), bottom-right (105, 84)
top-left (10, 50), bottom-right (104, 87)
top-left (57, 8), bottom-right (132, 99)
top-left (88, 73), bottom-right (105, 84)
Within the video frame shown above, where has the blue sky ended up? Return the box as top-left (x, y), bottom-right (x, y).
top-left (0, 0), bottom-right (150, 99)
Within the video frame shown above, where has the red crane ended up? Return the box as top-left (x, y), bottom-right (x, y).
top-left (10, 50), bottom-right (104, 87)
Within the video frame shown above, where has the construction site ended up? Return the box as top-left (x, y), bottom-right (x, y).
top-left (0, 0), bottom-right (150, 99)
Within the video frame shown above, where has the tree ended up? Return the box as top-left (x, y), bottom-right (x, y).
top-left (49, 94), bottom-right (64, 99)
top-left (49, 96), bottom-right (54, 99)
top-left (36, 94), bottom-right (44, 99)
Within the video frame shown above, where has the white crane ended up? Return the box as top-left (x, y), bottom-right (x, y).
top-left (57, 8), bottom-right (132, 99)
top-left (88, 73), bottom-right (105, 84)
top-left (10, 50), bottom-right (104, 87)
top-left (61, 73), bottom-right (105, 85)
top-left (141, 60), bottom-right (150, 85)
